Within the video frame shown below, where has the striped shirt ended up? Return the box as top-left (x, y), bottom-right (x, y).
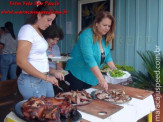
top-left (0, 33), bottom-right (17, 54)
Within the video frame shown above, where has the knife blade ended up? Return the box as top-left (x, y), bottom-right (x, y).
top-left (57, 86), bottom-right (63, 91)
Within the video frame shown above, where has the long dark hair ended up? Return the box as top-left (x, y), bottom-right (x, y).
top-left (4, 21), bottom-right (16, 39)
top-left (25, 1), bottom-right (56, 24)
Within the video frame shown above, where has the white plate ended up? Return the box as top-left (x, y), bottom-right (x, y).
top-left (91, 90), bottom-right (132, 104)
top-left (48, 56), bottom-right (72, 62)
top-left (107, 71), bottom-right (131, 79)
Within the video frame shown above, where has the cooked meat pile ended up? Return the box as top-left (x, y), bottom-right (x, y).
top-left (56, 90), bottom-right (92, 105)
top-left (95, 89), bottom-right (131, 103)
top-left (21, 96), bottom-right (76, 122)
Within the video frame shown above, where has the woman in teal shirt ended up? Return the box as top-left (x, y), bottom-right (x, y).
top-left (65, 11), bottom-right (117, 92)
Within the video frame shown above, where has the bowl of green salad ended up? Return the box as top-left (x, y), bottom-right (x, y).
top-left (106, 70), bottom-right (131, 84)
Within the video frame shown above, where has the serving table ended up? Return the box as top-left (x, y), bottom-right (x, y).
top-left (79, 87), bottom-right (155, 122)
top-left (4, 85), bottom-right (155, 122)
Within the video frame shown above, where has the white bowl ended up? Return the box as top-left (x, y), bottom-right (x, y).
top-left (105, 71), bottom-right (131, 84)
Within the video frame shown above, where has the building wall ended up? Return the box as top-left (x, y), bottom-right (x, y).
top-left (55, 0), bottom-right (78, 54)
top-left (0, 0), bottom-right (27, 35)
top-left (112, 0), bottom-right (163, 71)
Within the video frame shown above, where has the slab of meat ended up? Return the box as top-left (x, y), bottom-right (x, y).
top-left (43, 106), bottom-right (61, 122)
top-left (55, 90), bottom-right (92, 105)
top-left (94, 89), bottom-right (131, 104)
top-left (21, 96), bottom-right (76, 121)
top-left (21, 97), bottom-right (45, 120)
top-left (41, 96), bottom-right (76, 118)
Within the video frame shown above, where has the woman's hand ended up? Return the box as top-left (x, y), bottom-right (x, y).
top-left (54, 70), bottom-right (64, 81)
top-left (98, 78), bottom-right (108, 92)
top-left (46, 76), bottom-right (59, 86)
top-left (49, 68), bottom-right (64, 81)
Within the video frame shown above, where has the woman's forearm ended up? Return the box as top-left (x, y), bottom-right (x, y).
top-left (49, 68), bottom-right (57, 75)
top-left (56, 62), bottom-right (63, 70)
top-left (107, 61), bottom-right (117, 70)
top-left (90, 66), bottom-right (108, 92)
top-left (90, 66), bottom-right (105, 81)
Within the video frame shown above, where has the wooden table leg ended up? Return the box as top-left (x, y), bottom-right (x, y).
top-left (148, 112), bottom-right (152, 122)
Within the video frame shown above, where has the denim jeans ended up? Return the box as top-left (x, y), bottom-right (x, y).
top-left (0, 54), bottom-right (17, 81)
top-left (17, 73), bottom-right (54, 100)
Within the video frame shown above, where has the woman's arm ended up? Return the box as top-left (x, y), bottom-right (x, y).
top-left (49, 67), bottom-right (64, 80)
top-left (16, 40), bottom-right (58, 86)
top-left (91, 66), bottom-right (108, 92)
top-left (107, 61), bottom-right (117, 70)
top-left (56, 62), bottom-right (63, 70)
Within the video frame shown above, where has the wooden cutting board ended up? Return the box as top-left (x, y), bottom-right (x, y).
top-left (77, 99), bottom-right (123, 119)
top-left (93, 84), bottom-right (154, 100)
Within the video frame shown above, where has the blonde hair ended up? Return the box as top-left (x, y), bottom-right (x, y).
top-left (92, 11), bottom-right (115, 46)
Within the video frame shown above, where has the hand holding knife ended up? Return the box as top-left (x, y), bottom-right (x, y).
top-left (56, 79), bottom-right (70, 91)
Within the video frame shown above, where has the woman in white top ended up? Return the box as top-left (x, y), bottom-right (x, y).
top-left (17, 1), bottom-right (58, 100)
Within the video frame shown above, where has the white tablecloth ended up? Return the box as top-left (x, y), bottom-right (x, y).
top-left (79, 88), bottom-right (155, 122)
top-left (4, 88), bottom-right (155, 122)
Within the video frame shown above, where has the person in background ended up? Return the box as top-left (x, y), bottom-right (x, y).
top-left (0, 27), bottom-right (5, 38)
top-left (16, 1), bottom-right (59, 100)
top-left (0, 27), bottom-right (5, 50)
top-left (65, 11), bottom-right (117, 92)
top-left (43, 25), bottom-right (64, 80)
top-left (0, 22), bottom-right (17, 81)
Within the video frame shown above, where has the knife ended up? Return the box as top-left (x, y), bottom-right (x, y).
top-left (57, 86), bottom-right (63, 91)
top-left (57, 78), bottom-right (70, 86)
top-left (63, 80), bottom-right (70, 86)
